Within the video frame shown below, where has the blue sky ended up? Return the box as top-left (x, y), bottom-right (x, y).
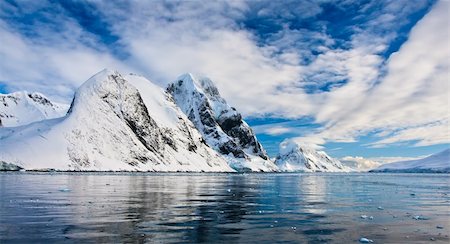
top-left (246, 117), bottom-right (450, 158)
top-left (0, 0), bottom-right (448, 159)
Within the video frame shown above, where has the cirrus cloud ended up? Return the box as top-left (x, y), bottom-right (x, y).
top-left (0, 0), bottom-right (446, 156)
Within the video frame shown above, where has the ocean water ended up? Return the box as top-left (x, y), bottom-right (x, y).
top-left (0, 173), bottom-right (448, 243)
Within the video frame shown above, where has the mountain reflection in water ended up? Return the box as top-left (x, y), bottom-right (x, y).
top-left (0, 173), bottom-right (449, 243)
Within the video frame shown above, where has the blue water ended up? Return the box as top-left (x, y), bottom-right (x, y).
top-left (0, 173), bottom-right (449, 243)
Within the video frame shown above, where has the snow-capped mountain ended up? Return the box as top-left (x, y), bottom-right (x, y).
top-left (0, 69), bottom-right (234, 172)
top-left (0, 91), bottom-right (69, 127)
top-left (371, 149), bottom-right (450, 173)
top-left (167, 73), bottom-right (278, 172)
top-left (275, 140), bottom-right (351, 172)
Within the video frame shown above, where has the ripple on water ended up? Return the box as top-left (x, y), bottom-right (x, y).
top-left (0, 172), bottom-right (449, 243)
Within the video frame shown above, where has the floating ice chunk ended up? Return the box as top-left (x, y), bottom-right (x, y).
top-left (369, 216), bottom-right (374, 220)
top-left (413, 215), bottom-right (428, 220)
top-left (59, 188), bottom-right (71, 192)
top-left (377, 206), bottom-right (384, 210)
top-left (413, 215), bottom-right (429, 220)
top-left (359, 237), bottom-right (373, 243)
top-left (227, 189), bottom-right (231, 193)
top-left (360, 215), bottom-right (368, 219)
top-left (436, 225), bottom-right (444, 229)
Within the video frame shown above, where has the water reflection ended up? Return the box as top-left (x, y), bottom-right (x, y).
top-left (0, 173), bottom-right (449, 243)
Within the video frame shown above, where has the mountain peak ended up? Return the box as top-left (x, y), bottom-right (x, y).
top-left (177, 72), bottom-right (196, 81)
top-left (69, 69), bottom-right (127, 114)
top-left (168, 74), bottom-right (277, 172)
top-left (278, 140), bottom-right (322, 156)
top-left (0, 70), bottom-right (233, 172)
top-left (175, 73), bottom-right (221, 98)
top-left (0, 91), bottom-right (68, 127)
top-left (276, 139), bottom-right (350, 172)
top-left (82, 69), bottom-right (120, 87)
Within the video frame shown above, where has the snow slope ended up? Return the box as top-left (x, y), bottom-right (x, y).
top-left (167, 73), bottom-right (278, 172)
top-left (0, 91), bottom-right (68, 127)
top-left (0, 69), bottom-right (233, 172)
top-left (275, 140), bottom-right (351, 172)
top-left (372, 149), bottom-right (450, 173)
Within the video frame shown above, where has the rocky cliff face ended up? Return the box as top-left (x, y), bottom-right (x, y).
top-left (0, 91), bottom-right (68, 127)
top-left (0, 70), bottom-right (233, 172)
top-left (167, 73), bottom-right (278, 172)
top-left (275, 140), bottom-right (351, 172)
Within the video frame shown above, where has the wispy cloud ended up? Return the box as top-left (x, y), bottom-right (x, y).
top-left (262, 126), bottom-right (292, 136)
top-left (0, 0), bottom-right (446, 153)
top-left (0, 1), bottom-right (131, 101)
top-left (291, 0), bottom-right (448, 148)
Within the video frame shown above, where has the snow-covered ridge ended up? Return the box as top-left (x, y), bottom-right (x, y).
top-left (371, 149), bottom-right (450, 173)
top-left (167, 73), bottom-right (278, 172)
top-left (0, 69), bottom-right (364, 173)
top-left (0, 69), bottom-right (233, 172)
top-left (275, 140), bottom-right (351, 172)
top-left (0, 91), bottom-right (69, 127)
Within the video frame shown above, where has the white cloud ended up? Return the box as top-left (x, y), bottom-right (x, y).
top-left (340, 154), bottom-right (427, 171)
top-left (340, 156), bottom-right (382, 171)
top-left (263, 126), bottom-right (292, 136)
top-left (286, 137), bottom-right (326, 150)
top-left (0, 19), bottom-right (131, 102)
top-left (0, 0), bottom-right (446, 152)
top-left (292, 0), bottom-right (449, 148)
top-left (100, 2), bottom-right (308, 116)
top-left (367, 121), bottom-right (449, 148)
top-left (366, 156), bottom-right (427, 164)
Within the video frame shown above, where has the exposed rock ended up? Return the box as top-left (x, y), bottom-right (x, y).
top-left (0, 69), bottom-right (233, 172)
top-left (275, 140), bottom-right (352, 172)
top-left (0, 161), bottom-right (23, 171)
top-left (167, 73), bottom-right (277, 172)
top-left (0, 91), bottom-right (69, 127)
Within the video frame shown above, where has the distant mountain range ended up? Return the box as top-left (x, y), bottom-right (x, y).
top-left (0, 70), bottom-right (232, 172)
top-left (371, 149), bottom-right (450, 173)
top-left (0, 91), bottom-right (68, 127)
top-left (2, 69), bottom-right (444, 173)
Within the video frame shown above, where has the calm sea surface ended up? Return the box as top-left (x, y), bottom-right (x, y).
top-left (0, 173), bottom-right (449, 243)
